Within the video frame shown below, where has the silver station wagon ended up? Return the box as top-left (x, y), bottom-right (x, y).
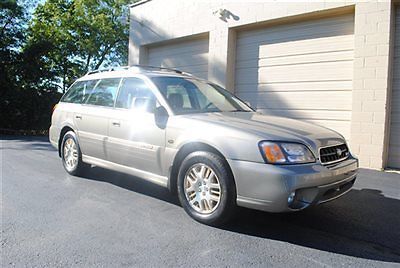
top-left (50, 66), bottom-right (358, 225)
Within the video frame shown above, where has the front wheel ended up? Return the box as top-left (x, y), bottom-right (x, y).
top-left (177, 151), bottom-right (236, 226)
top-left (61, 131), bottom-right (86, 176)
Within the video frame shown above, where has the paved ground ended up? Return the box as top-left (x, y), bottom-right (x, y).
top-left (1, 136), bottom-right (400, 267)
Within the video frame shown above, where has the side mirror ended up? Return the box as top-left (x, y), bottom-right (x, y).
top-left (154, 106), bottom-right (169, 129)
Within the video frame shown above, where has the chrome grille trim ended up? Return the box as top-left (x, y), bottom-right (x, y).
top-left (319, 143), bottom-right (349, 165)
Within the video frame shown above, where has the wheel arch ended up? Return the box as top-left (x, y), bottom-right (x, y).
top-left (58, 126), bottom-right (75, 157)
top-left (168, 142), bottom-right (236, 195)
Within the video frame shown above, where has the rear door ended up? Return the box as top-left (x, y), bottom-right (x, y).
top-left (107, 77), bottom-right (166, 175)
top-left (74, 78), bottom-right (121, 160)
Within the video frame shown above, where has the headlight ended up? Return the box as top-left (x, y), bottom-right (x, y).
top-left (258, 141), bottom-right (316, 164)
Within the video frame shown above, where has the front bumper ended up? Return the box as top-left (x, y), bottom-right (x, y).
top-left (227, 156), bottom-right (358, 212)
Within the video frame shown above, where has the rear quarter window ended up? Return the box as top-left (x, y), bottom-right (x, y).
top-left (86, 78), bottom-right (121, 107)
top-left (61, 80), bottom-right (97, 104)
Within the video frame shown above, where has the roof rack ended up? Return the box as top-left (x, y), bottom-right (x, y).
top-left (86, 66), bottom-right (130, 75)
top-left (85, 65), bottom-right (192, 76)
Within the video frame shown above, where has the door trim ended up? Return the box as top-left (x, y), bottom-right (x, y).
top-left (82, 154), bottom-right (168, 187)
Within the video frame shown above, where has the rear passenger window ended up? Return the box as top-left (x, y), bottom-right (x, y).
top-left (61, 80), bottom-right (97, 104)
top-left (115, 78), bottom-right (157, 113)
top-left (86, 78), bottom-right (121, 107)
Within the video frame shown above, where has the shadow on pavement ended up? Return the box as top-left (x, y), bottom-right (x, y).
top-left (79, 165), bottom-right (400, 263)
top-left (224, 188), bottom-right (400, 263)
top-left (1, 135), bottom-right (56, 151)
top-left (78, 165), bottom-right (180, 206)
top-left (3, 136), bottom-right (400, 263)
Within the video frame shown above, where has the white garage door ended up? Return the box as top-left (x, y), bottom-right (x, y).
top-left (235, 14), bottom-right (354, 140)
top-left (147, 37), bottom-right (209, 79)
top-left (388, 8), bottom-right (400, 169)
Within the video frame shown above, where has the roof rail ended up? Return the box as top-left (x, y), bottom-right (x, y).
top-left (85, 65), bottom-right (192, 76)
top-left (130, 65), bottom-right (193, 76)
top-left (86, 66), bottom-right (130, 75)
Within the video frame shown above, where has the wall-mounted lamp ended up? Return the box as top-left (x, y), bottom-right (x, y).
top-left (212, 8), bottom-right (239, 22)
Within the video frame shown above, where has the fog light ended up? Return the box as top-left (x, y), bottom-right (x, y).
top-left (288, 191), bottom-right (296, 205)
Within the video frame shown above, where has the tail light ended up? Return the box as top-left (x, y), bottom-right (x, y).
top-left (52, 104), bottom-right (58, 114)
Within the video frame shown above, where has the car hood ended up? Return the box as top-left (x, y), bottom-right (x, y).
top-left (180, 112), bottom-right (346, 152)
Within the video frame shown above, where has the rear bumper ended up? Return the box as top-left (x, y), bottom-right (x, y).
top-left (49, 125), bottom-right (59, 149)
top-left (227, 156), bottom-right (358, 212)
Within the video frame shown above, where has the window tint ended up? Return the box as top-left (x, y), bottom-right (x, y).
top-left (61, 80), bottom-right (97, 104)
top-left (86, 78), bottom-right (121, 107)
top-left (165, 85), bottom-right (192, 109)
top-left (115, 78), bottom-right (157, 113)
top-left (152, 77), bottom-right (253, 114)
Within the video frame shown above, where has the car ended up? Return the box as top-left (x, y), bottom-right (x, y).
top-left (49, 65), bottom-right (358, 225)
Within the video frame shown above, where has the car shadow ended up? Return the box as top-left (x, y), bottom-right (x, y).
top-left (78, 165), bottom-right (400, 263)
top-left (77, 165), bottom-right (180, 206)
top-left (223, 188), bottom-right (400, 263)
top-left (4, 136), bottom-right (400, 263)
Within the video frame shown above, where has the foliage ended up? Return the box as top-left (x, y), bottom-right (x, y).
top-left (28, 0), bottom-right (131, 92)
top-left (0, 0), bottom-right (133, 133)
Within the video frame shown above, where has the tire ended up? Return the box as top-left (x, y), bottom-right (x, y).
top-left (61, 131), bottom-right (86, 176)
top-left (177, 151), bottom-right (236, 226)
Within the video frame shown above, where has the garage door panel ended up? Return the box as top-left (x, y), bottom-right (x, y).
top-left (148, 53), bottom-right (208, 66)
top-left (148, 50), bottom-right (208, 64)
top-left (388, 8), bottom-right (400, 168)
top-left (237, 35), bottom-right (354, 62)
top-left (236, 61), bottom-right (353, 85)
top-left (236, 50), bottom-right (353, 69)
top-left (238, 91), bottom-right (352, 110)
top-left (148, 40), bottom-right (208, 58)
top-left (260, 50), bottom-right (353, 68)
top-left (237, 36), bottom-right (354, 63)
top-left (258, 61), bottom-right (353, 83)
top-left (147, 38), bottom-right (209, 79)
top-left (237, 15), bottom-right (354, 47)
top-left (235, 14), bottom-right (354, 140)
top-left (236, 81), bottom-right (353, 93)
top-left (257, 109), bottom-right (351, 121)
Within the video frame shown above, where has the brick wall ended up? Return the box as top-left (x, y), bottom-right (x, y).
top-left (351, 1), bottom-right (393, 169)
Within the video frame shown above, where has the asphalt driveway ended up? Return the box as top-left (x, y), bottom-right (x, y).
top-left (1, 136), bottom-right (400, 267)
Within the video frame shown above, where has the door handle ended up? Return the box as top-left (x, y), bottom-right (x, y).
top-left (75, 114), bottom-right (82, 119)
top-left (111, 121), bottom-right (121, 127)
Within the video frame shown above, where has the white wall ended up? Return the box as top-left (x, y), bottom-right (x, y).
top-left (129, 0), bottom-right (395, 169)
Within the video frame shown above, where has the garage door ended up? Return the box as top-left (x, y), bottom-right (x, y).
top-left (388, 8), bottom-right (400, 169)
top-left (147, 37), bottom-right (209, 79)
top-left (235, 14), bottom-right (354, 140)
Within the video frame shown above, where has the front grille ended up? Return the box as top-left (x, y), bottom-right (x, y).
top-left (319, 144), bottom-right (349, 165)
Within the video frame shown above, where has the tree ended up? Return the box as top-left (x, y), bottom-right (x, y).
top-left (28, 0), bottom-right (131, 92)
top-left (0, 0), bottom-right (135, 132)
top-left (0, 0), bottom-right (25, 99)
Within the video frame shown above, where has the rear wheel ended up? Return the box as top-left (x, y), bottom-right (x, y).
top-left (61, 131), bottom-right (86, 176)
top-left (177, 151), bottom-right (236, 226)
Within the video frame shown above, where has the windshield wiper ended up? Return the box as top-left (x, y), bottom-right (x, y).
top-left (227, 109), bottom-right (251, 112)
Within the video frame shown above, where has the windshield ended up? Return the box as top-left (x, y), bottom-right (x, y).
top-left (151, 76), bottom-right (253, 115)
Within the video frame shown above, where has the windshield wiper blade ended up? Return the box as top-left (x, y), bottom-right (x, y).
top-left (228, 109), bottom-right (250, 112)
